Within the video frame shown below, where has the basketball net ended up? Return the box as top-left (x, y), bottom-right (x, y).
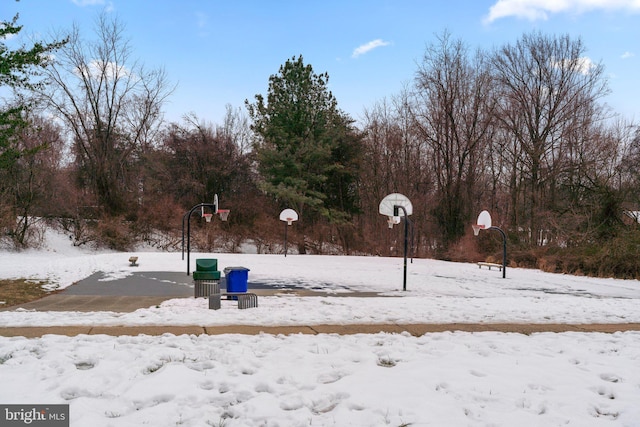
top-left (218, 209), bottom-right (230, 221)
top-left (387, 216), bottom-right (400, 228)
top-left (286, 218), bottom-right (293, 226)
top-left (202, 213), bottom-right (213, 223)
top-left (472, 224), bottom-right (485, 236)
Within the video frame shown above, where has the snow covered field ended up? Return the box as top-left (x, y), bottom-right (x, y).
top-left (1, 229), bottom-right (639, 426)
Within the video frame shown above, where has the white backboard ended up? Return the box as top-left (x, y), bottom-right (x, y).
top-left (279, 208), bottom-right (299, 223)
top-left (379, 193), bottom-right (413, 217)
top-left (476, 210), bottom-right (492, 229)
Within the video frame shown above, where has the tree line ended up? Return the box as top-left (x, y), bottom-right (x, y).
top-left (2, 14), bottom-right (639, 278)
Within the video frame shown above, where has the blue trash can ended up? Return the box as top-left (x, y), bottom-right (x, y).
top-left (224, 267), bottom-right (250, 293)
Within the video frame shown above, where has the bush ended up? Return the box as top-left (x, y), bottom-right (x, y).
top-left (502, 229), bottom-right (640, 279)
top-left (94, 216), bottom-right (136, 251)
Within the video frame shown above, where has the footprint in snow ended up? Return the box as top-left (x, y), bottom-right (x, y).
top-left (595, 386), bottom-right (616, 400)
top-left (74, 360), bottom-right (95, 370)
top-left (199, 380), bottom-right (215, 390)
top-left (600, 373), bottom-right (622, 383)
top-left (309, 393), bottom-right (349, 415)
top-left (317, 370), bottom-right (345, 384)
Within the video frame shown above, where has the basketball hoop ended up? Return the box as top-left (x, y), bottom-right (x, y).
top-left (474, 211), bottom-right (492, 236)
top-left (379, 193), bottom-right (413, 218)
top-left (202, 213), bottom-right (213, 223)
top-left (472, 224), bottom-right (485, 236)
top-left (279, 209), bottom-right (298, 226)
top-left (217, 209), bottom-right (230, 221)
top-left (279, 208), bottom-right (298, 258)
top-left (387, 216), bottom-right (401, 228)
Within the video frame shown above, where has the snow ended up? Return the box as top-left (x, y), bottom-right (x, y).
top-left (1, 228), bottom-right (640, 426)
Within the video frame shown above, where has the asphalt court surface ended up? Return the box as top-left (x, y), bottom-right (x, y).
top-left (62, 271), bottom-right (195, 296)
top-left (2, 271), bottom-right (383, 312)
top-left (60, 271), bottom-right (345, 296)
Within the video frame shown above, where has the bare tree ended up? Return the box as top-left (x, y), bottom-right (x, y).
top-left (148, 113), bottom-right (265, 250)
top-left (34, 13), bottom-right (173, 215)
top-left (492, 32), bottom-right (609, 245)
top-left (0, 112), bottom-right (65, 247)
top-left (619, 124), bottom-right (640, 206)
top-left (160, 114), bottom-right (250, 206)
top-left (412, 31), bottom-right (497, 251)
top-left (359, 90), bottom-right (434, 256)
top-left (218, 104), bottom-right (252, 154)
top-left (360, 98), bottom-right (409, 255)
top-left (562, 118), bottom-right (637, 241)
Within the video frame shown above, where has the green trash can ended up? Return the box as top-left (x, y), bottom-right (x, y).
top-left (194, 259), bottom-right (220, 298)
top-left (193, 270), bottom-right (221, 280)
top-left (196, 258), bottom-right (218, 272)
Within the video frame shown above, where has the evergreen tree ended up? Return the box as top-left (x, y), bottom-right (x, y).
top-left (246, 55), bottom-right (362, 231)
top-left (0, 14), bottom-right (66, 170)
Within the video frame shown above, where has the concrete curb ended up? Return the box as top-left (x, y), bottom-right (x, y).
top-left (1, 323), bottom-right (639, 338)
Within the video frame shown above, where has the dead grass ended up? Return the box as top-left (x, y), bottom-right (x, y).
top-left (0, 279), bottom-right (53, 308)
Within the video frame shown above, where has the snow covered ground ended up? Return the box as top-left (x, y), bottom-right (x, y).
top-left (1, 229), bottom-right (639, 426)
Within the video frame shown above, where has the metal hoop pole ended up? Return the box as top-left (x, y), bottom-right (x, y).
top-left (284, 221), bottom-right (288, 257)
top-left (410, 219), bottom-right (414, 263)
top-left (490, 226), bottom-right (507, 279)
top-left (186, 202), bottom-right (217, 275)
top-left (394, 205), bottom-right (409, 291)
top-left (181, 211), bottom-right (189, 260)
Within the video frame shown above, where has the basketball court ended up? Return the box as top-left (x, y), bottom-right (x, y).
top-left (3, 271), bottom-right (385, 312)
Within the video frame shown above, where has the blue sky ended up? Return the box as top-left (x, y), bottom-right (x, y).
top-left (4, 0), bottom-right (640, 125)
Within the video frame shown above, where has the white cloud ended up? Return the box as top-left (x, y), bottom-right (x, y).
top-left (71, 0), bottom-right (114, 12)
top-left (576, 56), bottom-right (595, 74)
top-left (484, 0), bottom-right (640, 24)
top-left (621, 51), bottom-right (635, 59)
top-left (71, 0), bottom-right (105, 6)
top-left (74, 60), bottom-right (133, 81)
top-left (552, 56), bottom-right (595, 75)
top-left (351, 39), bottom-right (391, 58)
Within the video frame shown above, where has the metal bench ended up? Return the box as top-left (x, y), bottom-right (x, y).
top-left (223, 292), bottom-right (258, 309)
top-left (478, 262), bottom-right (502, 271)
top-left (208, 292), bottom-right (258, 310)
